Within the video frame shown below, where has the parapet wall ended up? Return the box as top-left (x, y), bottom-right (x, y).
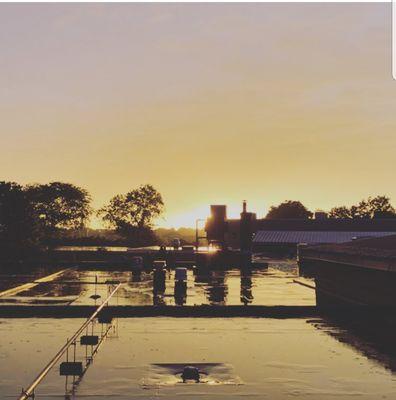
top-left (298, 237), bottom-right (396, 306)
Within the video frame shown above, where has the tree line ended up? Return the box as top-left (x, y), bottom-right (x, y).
top-left (266, 196), bottom-right (396, 219)
top-left (1, 179), bottom-right (395, 260)
top-left (0, 181), bottom-right (164, 259)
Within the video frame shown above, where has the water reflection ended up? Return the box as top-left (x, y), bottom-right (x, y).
top-left (174, 281), bottom-right (187, 306)
top-left (205, 271), bottom-right (228, 305)
top-left (153, 269), bottom-right (166, 295)
top-left (0, 261), bottom-right (315, 307)
top-left (131, 270), bottom-right (142, 283)
top-left (153, 267), bottom-right (167, 306)
top-left (240, 269), bottom-right (253, 306)
top-left (0, 264), bottom-right (58, 292)
top-left (311, 314), bottom-right (396, 374)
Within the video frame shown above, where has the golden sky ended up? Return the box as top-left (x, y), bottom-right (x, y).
top-left (1, 3), bottom-right (395, 228)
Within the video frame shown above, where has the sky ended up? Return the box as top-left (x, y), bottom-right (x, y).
top-left (1, 3), bottom-right (396, 228)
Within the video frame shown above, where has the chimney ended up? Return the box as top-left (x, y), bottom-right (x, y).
top-left (242, 200), bottom-right (247, 213)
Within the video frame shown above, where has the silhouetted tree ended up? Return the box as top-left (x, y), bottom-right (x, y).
top-left (26, 182), bottom-right (92, 238)
top-left (365, 196), bottom-right (395, 218)
top-left (0, 181), bottom-right (43, 258)
top-left (265, 201), bottom-right (313, 219)
top-left (328, 205), bottom-right (360, 219)
top-left (328, 206), bottom-right (351, 219)
top-left (373, 210), bottom-right (396, 219)
top-left (329, 195), bottom-right (395, 219)
top-left (98, 184), bottom-right (164, 245)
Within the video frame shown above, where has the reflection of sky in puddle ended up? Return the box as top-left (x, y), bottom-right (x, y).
top-left (143, 363), bottom-right (242, 387)
top-left (0, 261), bottom-right (315, 306)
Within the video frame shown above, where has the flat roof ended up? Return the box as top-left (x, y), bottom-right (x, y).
top-left (253, 231), bottom-right (396, 244)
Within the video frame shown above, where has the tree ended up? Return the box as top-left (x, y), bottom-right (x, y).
top-left (265, 200), bottom-right (313, 219)
top-left (328, 206), bottom-right (351, 219)
top-left (26, 182), bottom-right (92, 235)
top-left (366, 196), bottom-right (395, 218)
top-left (329, 195), bottom-right (395, 219)
top-left (328, 205), bottom-right (361, 219)
top-left (98, 184), bottom-right (164, 245)
top-left (0, 181), bottom-right (42, 257)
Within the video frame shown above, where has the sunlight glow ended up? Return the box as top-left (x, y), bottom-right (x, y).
top-left (157, 201), bottom-right (264, 229)
top-left (158, 205), bottom-right (210, 229)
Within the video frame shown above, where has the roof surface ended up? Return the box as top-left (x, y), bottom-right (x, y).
top-left (253, 231), bottom-right (396, 244)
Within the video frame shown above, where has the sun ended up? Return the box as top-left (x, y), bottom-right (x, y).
top-left (158, 206), bottom-right (211, 229)
top-left (158, 202), bottom-right (254, 229)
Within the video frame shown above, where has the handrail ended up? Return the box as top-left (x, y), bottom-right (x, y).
top-left (66, 324), bottom-right (114, 397)
top-left (18, 283), bottom-right (122, 400)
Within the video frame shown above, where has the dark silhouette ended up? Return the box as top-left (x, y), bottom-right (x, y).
top-left (27, 182), bottom-right (92, 241)
top-left (329, 195), bottom-right (396, 219)
top-left (174, 268), bottom-right (188, 306)
top-left (98, 184), bottom-right (163, 246)
top-left (99, 184), bottom-right (163, 229)
top-left (240, 269), bottom-right (253, 305)
top-left (206, 271), bottom-right (227, 305)
top-left (0, 181), bottom-right (43, 258)
top-left (132, 269), bottom-right (142, 282)
top-left (153, 268), bottom-right (166, 296)
top-left (266, 200), bottom-right (313, 219)
top-left (1, 180), bottom-right (93, 262)
top-left (181, 366), bottom-right (200, 383)
top-left (174, 280), bottom-right (187, 305)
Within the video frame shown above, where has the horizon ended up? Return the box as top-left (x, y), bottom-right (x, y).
top-left (87, 195), bottom-right (396, 229)
top-left (2, 3), bottom-right (396, 229)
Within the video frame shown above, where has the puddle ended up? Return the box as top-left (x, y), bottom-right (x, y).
top-left (0, 262), bottom-right (316, 306)
top-left (142, 363), bottom-right (242, 387)
top-left (2, 318), bottom-right (396, 399)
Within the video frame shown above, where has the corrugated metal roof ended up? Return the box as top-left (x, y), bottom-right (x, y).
top-left (253, 231), bottom-right (396, 244)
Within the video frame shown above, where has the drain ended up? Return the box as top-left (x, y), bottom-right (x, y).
top-left (181, 365), bottom-right (200, 383)
top-left (145, 363), bottom-right (242, 387)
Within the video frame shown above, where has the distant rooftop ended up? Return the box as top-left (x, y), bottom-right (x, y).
top-left (253, 231), bottom-right (396, 245)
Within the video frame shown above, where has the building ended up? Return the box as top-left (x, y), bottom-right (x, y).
top-left (205, 201), bottom-right (257, 252)
top-left (205, 202), bottom-right (396, 253)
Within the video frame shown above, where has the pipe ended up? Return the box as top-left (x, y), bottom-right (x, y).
top-left (18, 283), bottom-right (122, 400)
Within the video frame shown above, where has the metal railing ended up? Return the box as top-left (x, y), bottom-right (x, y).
top-left (65, 323), bottom-right (114, 397)
top-left (18, 283), bottom-right (121, 400)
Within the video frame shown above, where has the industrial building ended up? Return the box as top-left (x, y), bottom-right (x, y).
top-left (205, 203), bottom-right (396, 254)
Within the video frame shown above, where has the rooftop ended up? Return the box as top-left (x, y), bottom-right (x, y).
top-left (253, 230), bottom-right (396, 245)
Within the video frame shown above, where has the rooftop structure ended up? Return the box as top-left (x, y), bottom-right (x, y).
top-left (205, 203), bottom-right (396, 250)
top-left (253, 230), bottom-right (396, 245)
